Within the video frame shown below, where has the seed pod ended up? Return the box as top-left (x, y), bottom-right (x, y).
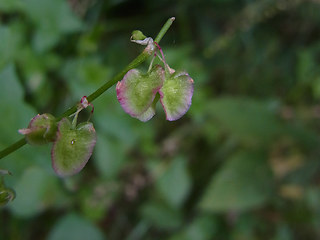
top-left (0, 188), bottom-right (15, 206)
top-left (159, 71), bottom-right (194, 121)
top-left (0, 177), bottom-right (15, 206)
top-left (116, 65), bottom-right (165, 122)
top-left (19, 113), bottom-right (57, 145)
top-left (51, 118), bottom-right (96, 177)
top-left (131, 30), bottom-right (147, 41)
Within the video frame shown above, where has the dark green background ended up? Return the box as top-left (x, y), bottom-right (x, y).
top-left (1, 0), bottom-right (320, 239)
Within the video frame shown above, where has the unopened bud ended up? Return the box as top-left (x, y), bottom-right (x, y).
top-left (131, 30), bottom-right (147, 41)
top-left (19, 113), bottom-right (57, 145)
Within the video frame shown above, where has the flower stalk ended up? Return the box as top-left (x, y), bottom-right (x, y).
top-left (0, 17), bottom-right (175, 160)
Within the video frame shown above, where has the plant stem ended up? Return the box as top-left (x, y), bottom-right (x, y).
top-left (0, 17), bottom-right (175, 160)
top-left (0, 139), bottom-right (27, 160)
top-left (154, 17), bottom-right (175, 43)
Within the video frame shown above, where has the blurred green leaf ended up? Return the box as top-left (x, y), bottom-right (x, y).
top-left (80, 181), bottom-right (119, 221)
top-left (1, 0), bottom-right (320, 239)
top-left (61, 57), bottom-right (111, 98)
top-left (230, 214), bottom-right (260, 240)
top-left (273, 224), bottom-right (293, 240)
top-left (0, 64), bottom-right (35, 144)
top-left (0, 65), bottom-right (53, 175)
top-left (94, 132), bottom-right (127, 179)
top-left (48, 213), bottom-right (105, 240)
top-left (165, 45), bottom-right (208, 85)
top-left (156, 157), bottom-right (191, 208)
top-left (169, 215), bottom-right (218, 240)
top-left (297, 49), bottom-right (319, 85)
top-left (140, 201), bottom-right (182, 230)
top-left (206, 97), bottom-right (282, 144)
top-left (199, 151), bottom-right (273, 212)
top-left (21, 0), bottom-right (82, 32)
top-left (9, 167), bottom-right (66, 217)
top-left (0, 0), bottom-right (22, 12)
top-left (0, 25), bottom-right (23, 69)
top-left (20, 0), bottom-right (82, 51)
top-left (32, 30), bottom-right (61, 53)
top-left (94, 92), bottom-right (139, 148)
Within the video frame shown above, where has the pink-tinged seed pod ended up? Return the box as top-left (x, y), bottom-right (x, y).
top-left (51, 118), bottom-right (96, 177)
top-left (116, 65), bottom-right (165, 122)
top-left (18, 113), bottom-right (57, 145)
top-left (159, 71), bottom-right (194, 121)
top-left (0, 187), bottom-right (15, 206)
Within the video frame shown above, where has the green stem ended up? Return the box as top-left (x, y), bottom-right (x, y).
top-left (0, 138), bottom-right (27, 160)
top-left (154, 17), bottom-right (175, 43)
top-left (0, 17), bottom-right (175, 160)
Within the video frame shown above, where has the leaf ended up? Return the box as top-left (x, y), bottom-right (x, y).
top-left (21, 0), bottom-right (82, 33)
top-left (20, 0), bottom-right (82, 51)
top-left (0, 65), bottom-right (54, 177)
top-left (47, 213), bottom-right (104, 240)
top-left (156, 157), bottom-right (191, 208)
top-left (94, 132), bottom-right (126, 179)
top-left (199, 151), bottom-right (273, 212)
top-left (169, 216), bottom-right (218, 240)
top-left (61, 57), bottom-right (112, 98)
top-left (93, 90), bottom-right (135, 142)
top-left (0, 0), bottom-right (22, 12)
top-left (207, 97), bottom-right (282, 144)
top-left (9, 167), bottom-right (65, 217)
top-left (0, 25), bottom-right (23, 70)
top-left (0, 64), bottom-right (35, 145)
top-left (51, 118), bottom-right (96, 177)
top-left (140, 201), bottom-right (182, 230)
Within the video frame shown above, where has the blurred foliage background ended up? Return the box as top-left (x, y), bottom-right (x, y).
top-left (1, 0), bottom-right (320, 239)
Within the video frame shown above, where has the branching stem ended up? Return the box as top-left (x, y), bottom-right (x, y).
top-left (0, 17), bottom-right (175, 160)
